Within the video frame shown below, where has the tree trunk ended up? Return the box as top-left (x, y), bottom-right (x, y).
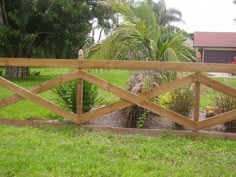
top-left (0, 1), bottom-right (4, 26)
top-left (0, 0), bottom-right (8, 26)
top-left (6, 66), bottom-right (30, 79)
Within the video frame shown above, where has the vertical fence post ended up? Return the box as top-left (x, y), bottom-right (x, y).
top-left (77, 49), bottom-right (84, 115)
top-left (193, 72), bottom-right (200, 131)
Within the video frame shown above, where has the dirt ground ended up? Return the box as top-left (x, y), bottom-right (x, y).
top-left (84, 111), bottom-right (226, 132)
top-left (84, 111), bottom-right (174, 129)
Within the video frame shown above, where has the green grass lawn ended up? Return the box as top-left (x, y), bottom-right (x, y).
top-left (0, 125), bottom-right (235, 177)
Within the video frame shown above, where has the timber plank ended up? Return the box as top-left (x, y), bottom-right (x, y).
top-left (0, 77), bottom-right (78, 123)
top-left (0, 119), bottom-right (235, 141)
top-left (0, 118), bottom-right (67, 128)
top-left (0, 58), bottom-right (78, 68)
top-left (194, 81), bottom-right (201, 122)
top-left (79, 70), bottom-right (195, 129)
top-left (147, 74), bottom-right (194, 99)
top-left (198, 74), bottom-right (236, 98)
top-left (80, 60), bottom-right (236, 72)
top-left (0, 58), bottom-right (236, 72)
top-left (76, 49), bottom-right (84, 115)
top-left (197, 110), bottom-right (236, 130)
top-left (0, 70), bottom-right (79, 108)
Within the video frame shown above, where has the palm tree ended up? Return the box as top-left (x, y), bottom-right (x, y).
top-left (150, 0), bottom-right (183, 26)
top-left (87, 0), bottom-right (195, 128)
top-left (87, 0), bottom-right (194, 61)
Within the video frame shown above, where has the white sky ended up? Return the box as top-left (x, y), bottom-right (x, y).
top-left (163, 0), bottom-right (236, 32)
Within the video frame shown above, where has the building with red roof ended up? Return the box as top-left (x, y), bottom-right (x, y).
top-left (194, 32), bottom-right (236, 63)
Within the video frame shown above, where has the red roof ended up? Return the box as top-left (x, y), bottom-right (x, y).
top-left (194, 32), bottom-right (236, 48)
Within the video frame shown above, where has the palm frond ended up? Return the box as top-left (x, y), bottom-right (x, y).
top-left (152, 0), bottom-right (183, 26)
top-left (87, 22), bottom-right (155, 60)
top-left (132, 1), bottom-right (158, 37)
top-left (101, 0), bottom-right (139, 24)
top-left (165, 33), bottom-right (195, 61)
top-left (166, 8), bottom-right (182, 19)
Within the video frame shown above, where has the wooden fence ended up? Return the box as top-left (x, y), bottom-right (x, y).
top-left (0, 51), bottom-right (236, 132)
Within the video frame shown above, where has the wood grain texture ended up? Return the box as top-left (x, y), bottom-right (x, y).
top-left (79, 60), bottom-right (236, 72)
top-left (0, 58), bottom-right (235, 72)
top-left (193, 81), bottom-right (201, 122)
top-left (76, 49), bottom-right (84, 115)
top-left (0, 58), bottom-right (78, 68)
top-left (0, 118), bottom-right (68, 128)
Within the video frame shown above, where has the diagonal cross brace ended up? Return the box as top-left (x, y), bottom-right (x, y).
top-left (79, 70), bottom-right (195, 130)
top-left (197, 109), bottom-right (236, 130)
top-left (0, 76), bottom-right (78, 123)
top-left (198, 74), bottom-right (236, 99)
top-left (77, 74), bottom-right (195, 124)
top-left (0, 70), bottom-right (80, 108)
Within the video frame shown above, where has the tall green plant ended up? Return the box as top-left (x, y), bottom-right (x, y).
top-left (53, 80), bottom-right (103, 113)
top-left (165, 86), bottom-right (194, 129)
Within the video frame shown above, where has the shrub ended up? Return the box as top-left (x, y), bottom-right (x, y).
top-left (53, 80), bottom-right (103, 113)
top-left (214, 94), bottom-right (236, 132)
top-left (162, 86), bottom-right (194, 130)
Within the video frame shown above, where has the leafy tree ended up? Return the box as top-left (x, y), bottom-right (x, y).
top-left (0, 0), bottom-right (92, 78)
top-left (89, 0), bottom-right (118, 43)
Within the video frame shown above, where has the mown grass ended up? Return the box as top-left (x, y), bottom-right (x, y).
top-left (0, 125), bottom-right (235, 177)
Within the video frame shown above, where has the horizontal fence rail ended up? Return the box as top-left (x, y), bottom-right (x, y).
top-left (0, 58), bottom-right (236, 72)
top-left (0, 56), bottom-right (236, 133)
